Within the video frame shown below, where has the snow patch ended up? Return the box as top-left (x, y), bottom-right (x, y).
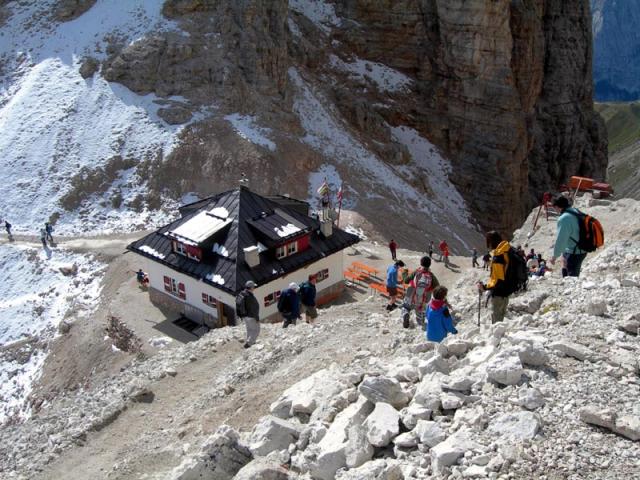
top-left (224, 114), bottom-right (276, 151)
top-left (275, 223), bottom-right (302, 238)
top-left (212, 243), bottom-right (229, 257)
top-left (138, 245), bottom-right (165, 259)
top-left (330, 55), bottom-right (413, 93)
top-left (289, 0), bottom-right (340, 34)
top-left (206, 273), bottom-right (225, 285)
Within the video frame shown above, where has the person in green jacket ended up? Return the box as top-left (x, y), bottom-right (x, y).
top-left (549, 195), bottom-right (588, 277)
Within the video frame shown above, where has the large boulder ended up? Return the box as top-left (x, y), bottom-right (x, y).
top-left (431, 428), bottom-right (479, 474)
top-left (418, 355), bottom-right (449, 376)
top-left (358, 376), bottom-right (409, 409)
top-left (363, 402), bottom-right (400, 447)
top-left (270, 368), bottom-right (354, 418)
top-left (485, 349), bottom-right (524, 386)
top-left (233, 458), bottom-right (293, 480)
top-left (248, 416), bottom-right (301, 457)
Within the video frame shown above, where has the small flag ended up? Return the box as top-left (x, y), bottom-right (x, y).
top-left (336, 185), bottom-right (343, 203)
top-left (317, 181), bottom-right (330, 196)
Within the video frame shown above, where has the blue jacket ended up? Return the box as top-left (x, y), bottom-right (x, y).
top-left (426, 303), bottom-right (457, 343)
top-left (299, 281), bottom-right (316, 306)
top-left (278, 289), bottom-right (300, 319)
top-left (553, 208), bottom-right (587, 258)
top-left (386, 265), bottom-right (399, 288)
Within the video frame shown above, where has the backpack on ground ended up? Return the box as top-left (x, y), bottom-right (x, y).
top-left (566, 210), bottom-right (604, 253)
top-left (503, 247), bottom-right (528, 295)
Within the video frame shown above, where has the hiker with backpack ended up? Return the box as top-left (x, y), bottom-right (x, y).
top-left (299, 275), bottom-right (318, 324)
top-left (278, 282), bottom-right (301, 328)
top-left (45, 222), bottom-right (54, 243)
top-left (4, 220), bottom-right (12, 240)
top-left (476, 231), bottom-right (528, 324)
top-left (236, 280), bottom-right (260, 348)
top-left (438, 240), bottom-right (448, 261)
top-left (385, 260), bottom-right (405, 311)
top-left (472, 248), bottom-right (479, 268)
top-left (482, 252), bottom-right (491, 270)
top-left (549, 195), bottom-right (603, 277)
top-left (400, 256), bottom-right (439, 329)
top-left (389, 239), bottom-right (398, 261)
top-left (426, 286), bottom-right (457, 342)
top-left (39, 228), bottom-right (47, 247)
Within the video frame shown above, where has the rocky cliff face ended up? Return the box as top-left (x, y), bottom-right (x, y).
top-left (0, 0), bottom-right (607, 247)
top-left (592, 0), bottom-right (640, 101)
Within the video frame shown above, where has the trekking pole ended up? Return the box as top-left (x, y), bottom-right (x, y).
top-left (477, 293), bottom-right (481, 327)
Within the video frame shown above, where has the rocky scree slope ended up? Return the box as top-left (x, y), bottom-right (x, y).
top-left (0, 0), bottom-right (606, 250)
top-left (1, 196), bottom-right (639, 479)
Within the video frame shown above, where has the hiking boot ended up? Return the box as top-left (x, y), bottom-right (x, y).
top-left (402, 312), bottom-right (410, 329)
top-left (389, 304), bottom-right (398, 312)
top-left (243, 343), bottom-right (250, 349)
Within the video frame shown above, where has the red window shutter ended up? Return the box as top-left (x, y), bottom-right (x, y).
top-left (202, 292), bottom-right (208, 304)
top-left (178, 282), bottom-right (186, 299)
top-left (163, 276), bottom-right (171, 292)
top-left (298, 235), bottom-right (310, 252)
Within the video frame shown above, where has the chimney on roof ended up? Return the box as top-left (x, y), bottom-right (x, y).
top-left (239, 173), bottom-right (249, 188)
top-left (320, 220), bottom-right (333, 238)
top-left (244, 245), bottom-right (260, 268)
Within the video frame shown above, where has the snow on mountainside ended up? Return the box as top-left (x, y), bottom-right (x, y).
top-left (0, 0), bottom-right (185, 234)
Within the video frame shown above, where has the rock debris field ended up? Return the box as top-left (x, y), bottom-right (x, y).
top-left (1, 196), bottom-right (640, 480)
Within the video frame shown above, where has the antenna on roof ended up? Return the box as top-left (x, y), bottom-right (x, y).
top-left (239, 173), bottom-right (249, 188)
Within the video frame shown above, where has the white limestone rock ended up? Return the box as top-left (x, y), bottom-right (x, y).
top-left (388, 364), bottom-right (420, 383)
top-left (440, 392), bottom-right (465, 410)
top-left (431, 428), bottom-right (479, 474)
top-left (517, 388), bottom-right (546, 410)
top-left (487, 411), bottom-right (541, 441)
top-left (453, 406), bottom-right (488, 429)
top-left (414, 420), bottom-right (446, 447)
top-left (418, 355), bottom-right (449, 377)
top-left (393, 431), bottom-right (418, 448)
top-left (248, 416), bottom-right (301, 457)
top-left (312, 397), bottom-right (374, 480)
top-left (358, 376), bottom-right (410, 409)
top-left (334, 459), bottom-right (404, 480)
top-left (344, 425), bottom-right (374, 468)
top-left (233, 458), bottom-right (293, 480)
top-left (485, 349), bottom-right (524, 386)
top-left (579, 406), bottom-right (617, 430)
top-left (400, 404), bottom-right (432, 430)
top-left (270, 368), bottom-right (352, 418)
top-left (586, 298), bottom-right (607, 316)
top-left (614, 416), bottom-right (640, 441)
top-left (509, 292), bottom-right (548, 314)
top-left (550, 341), bottom-right (593, 361)
top-left (445, 339), bottom-right (471, 357)
top-left (412, 374), bottom-right (444, 410)
top-left (363, 402), bottom-right (400, 447)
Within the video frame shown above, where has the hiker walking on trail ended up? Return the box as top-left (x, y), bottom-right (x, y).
top-left (236, 280), bottom-right (260, 348)
top-left (385, 260), bottom-right (404, 311)
top-left (400, 256), bottom-right (439, 328)
top-left (299, 275), bottom-right (318, 324)
top-left (482, 252), bottom-right (490, 270)
top-left (426, 286), bottom-right (457, 342)
top-left (477, 231), bottom-right (515, 324)
top-left (39, 228), bottom-right (47, 247)
top-left (549, 195), bottom-right (595, 278)
top-left (442, 243), bottom-right (450, 267)
top-left (472, 248), bottom-right (479, 268)
top-left (438, 240), bottom-right (448, 262)
top-left (4, 220), bottom-right (12, 240)
top-left (428, 241), bottom-right (434, 259)
top-left (278, 282), bottom-right (301, 328)
top-left (45, 222), bottom-right (54, 243)
top-left (389, 239), bottom-right (398, 261)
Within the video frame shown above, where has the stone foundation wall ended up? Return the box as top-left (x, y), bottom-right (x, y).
top-left (149, 287), bottom-right (220, 328)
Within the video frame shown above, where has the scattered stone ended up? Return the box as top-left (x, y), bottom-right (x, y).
top-left (549, 341), bottom-right (593, 361)
top-left (358, 376), bottom-right (409, 409)
top-left (485, 349), bottom-right (524, 386)
top-left (431, 428), bottom-right (478, 474)
top-left (418, 355), bottom-right (449, 376)
top-left (400, 404), bottom-right (432, 430)
top-left (517, 388), bottom-right (546, 410)
top-left (414, 420), bottom-right (446, 447)
top-left (233, 458), bottom-right (293, 480)
top-left (393, 431), bottom-right (418, 448)
top-left (248, 416), bottom-right (301, 457)
top-left (363, 402), bottom-right (400, 447)
top-left (488, 411), bottom-right (541, 441)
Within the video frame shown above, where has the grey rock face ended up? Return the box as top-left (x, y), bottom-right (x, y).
top-left (363, 402), bottom-right (400, 447)
top-left (248, 416), bottom-right (301, 457)
top-left (488, 411), bottom-right (541, 441)
top-left (358, 376), bottom-right (409, 409)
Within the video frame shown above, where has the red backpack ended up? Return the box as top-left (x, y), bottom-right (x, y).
top-left (566, 210), bottom-right (604, 253)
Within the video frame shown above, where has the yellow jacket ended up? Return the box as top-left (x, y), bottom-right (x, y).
top-left (486, 241), bottom-right (511, 295)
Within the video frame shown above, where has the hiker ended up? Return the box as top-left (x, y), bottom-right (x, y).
top-left (526, 254), bottom-right (539, 273)
top-left (278, 282), bottom-right (301, 328)
top-left (45, 222), bottom-right (54, 243)
top-left (4, 220), bottom-right (12, 239)
top-left (482, 252), bottom-right (491, 270)
top-left (426, 286), bottom-right (457, 342)
top-left (516, 245), bottom-right (526, 259)
top-left (428, 241), bottom-right (434, 259)
top-left (438, 240), bottom-right (448, 261)
top-left (385, 260), bottom-right (405, 311)
top-left (443, 244), bottom-right (450, 267)
top-left (39, 228), bottom-right (47, 247)
top-left (535, 261), bottom-right (548, 277)
top-left (526, 248), bottom-right (536, 261)
top-left (549, 195), bottom-right (588, 277)
top-left (299, 275), bottom-right (318, 324)
top-left (400, 256), bottom-right (439, 328)
top-left (236, 280), bottom-right (260, 348)
top-left (389, 239), bottom-right (398, 261)
top-left (472, 248), bottom-right (479, 268)
top-left (476, 231), bottom-right (512, 324)
top-left (136, 269), bottom-right (149, 287)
